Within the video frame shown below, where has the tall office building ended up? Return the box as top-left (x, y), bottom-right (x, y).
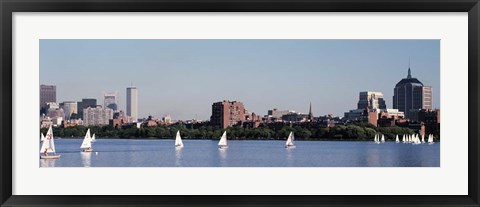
top-left (393, 67), bottom-right (433, 118)
top-left (61, 101), bottom-right (78, 120)
top-left (104, 92), bottom-right (118, 111)
top-left (210, 100), bottom-right (245, 129)
top-left (422, 86), bottom-right (433, 110)
top-left (83, 106), bottom-right (114, 126)
top-left (40, 85), bottom-right (56, 113)
top-left (357, 91), bottom-right (387, 110)
top-left (126, 87), bottom-right (138, 122)
top-left (77, 98), bottom-right (97, 119)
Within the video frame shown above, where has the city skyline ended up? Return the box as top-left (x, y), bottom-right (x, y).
top-left (40, 40), bottom-right (440, 120)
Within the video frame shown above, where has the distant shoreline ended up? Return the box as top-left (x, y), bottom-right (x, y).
top-left (54, 137), bottom-right (440, 142)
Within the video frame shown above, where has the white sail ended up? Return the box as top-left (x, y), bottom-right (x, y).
top-left (412, 134), bottom-right (421, 144)
top-left (428, 134), bottom-right (434, 143)
top-left (40, 138), bottom-right (52, 153)
top-left (395, 135), bottom-right (399, 143)
top-left (402, 134), bottom-right (405, 142)
top-left (91, 134), bottom-right (96, 142)
top-left (218, 131), bottom-right (227, 147)
top-left (286, 132), bottom-right (295, 146)
top-left (40, 133), bottom-right (45, 141)
top-left (80, 129), bottom-right (92, 149)
top-left (421, 134), bottom-right (425, 143)
top-left (381, 134), bottom-right (385, 143)
top-left (175, 130), bottom-right (184, 147)
top-left (40, 126), bottom-right (55, 153)
top-left (374, 134), bottom-right (377, 142)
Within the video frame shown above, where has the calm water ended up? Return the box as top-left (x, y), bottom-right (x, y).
top-left (40, 139), bottom-right (440, 167)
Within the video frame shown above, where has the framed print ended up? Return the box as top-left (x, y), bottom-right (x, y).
top-left (1, 0), bottom-right (479, 206)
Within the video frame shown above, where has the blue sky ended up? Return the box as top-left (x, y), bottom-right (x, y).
top-left (40, 40), bottom-right (440, 120)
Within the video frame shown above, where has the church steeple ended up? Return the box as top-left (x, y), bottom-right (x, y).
top-left (308, 102), bottom-right (313, 123)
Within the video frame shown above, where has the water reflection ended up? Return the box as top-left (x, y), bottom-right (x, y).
top-left (285, 148), bottom-right (294, 167)
top-left (80, 152), bottom-right (92, 167)
top-left (40, 158), bottom-right (56, 167)
top-left (39, 139), bottom-right (440, 167)
top-left (218, 148), bottom-right (228, 167)
top-left (175, 148), bottom-right (183, 167)
top-left (365, 144), bottom-right (382, 167)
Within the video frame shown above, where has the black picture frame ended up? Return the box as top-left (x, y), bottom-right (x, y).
top-left (1, 0), bottom-right (479, 206)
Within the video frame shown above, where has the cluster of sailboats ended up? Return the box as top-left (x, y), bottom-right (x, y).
top-left (42, 126), bottom-right (436, 159)
top-left (375, 133), bottom-right (435, 145)
top-left (40, 126), bottom-right (296, 159)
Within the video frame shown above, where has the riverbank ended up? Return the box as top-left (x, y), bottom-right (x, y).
top-left (54, 137), bottom-right (440, 142)
top-left (42, 123), bottom-right (440, 141)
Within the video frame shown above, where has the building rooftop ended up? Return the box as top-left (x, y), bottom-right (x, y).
top-left (395, 68), bottom-right (424, 87)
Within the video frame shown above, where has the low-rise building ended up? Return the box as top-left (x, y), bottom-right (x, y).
top-left (162, 115), bottom-right (173, 125)
top-left (40, 117), bottom-right (53, 128)
top-left (282, 112), bottom-right (308, 123)
top-left (63, 119), bottom-right (82, 128)
top-left (267, 108), bottom-right (293, 119)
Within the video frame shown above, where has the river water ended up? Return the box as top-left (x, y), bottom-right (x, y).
top-left (39, 139), bottom-right (440, 167)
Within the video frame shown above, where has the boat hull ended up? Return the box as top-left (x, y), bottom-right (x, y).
top-left (40, 155), bottom-right (61, 159)
top-left (285, 145), bottom-right (296, 149)
top-left (82, 148), bottom-right (93, 152)
top-left (218, 145), bottom-right (228, 149)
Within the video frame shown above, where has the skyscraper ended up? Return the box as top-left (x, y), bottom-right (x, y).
top-left (393, 67), bottom-right (433, 118)
top-left (104, 92), bottom-right (118, 111)
top-left (77, 98), bottom-right (97, 119)
top-left (61, 101), bottom-right (77, 120)
top-left (40, 84), bottom-right (56, 113)
top-left (357, 92), bottom-right (387, 110)
top-left (126, 86), bottom-right (138, 122)
top-left (210, 100), bottom-right (245, 129)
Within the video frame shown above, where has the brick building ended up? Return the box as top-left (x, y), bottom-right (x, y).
top-left (210, 100), bottom-right (246, 129)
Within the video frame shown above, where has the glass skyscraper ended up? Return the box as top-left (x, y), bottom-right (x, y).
top-left (393, 68), bottom-right (433, 118)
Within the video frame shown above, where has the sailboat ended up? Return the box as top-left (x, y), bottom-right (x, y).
top-left (40, 126), bottom-right (61, 159)
top-left (428, 134), bottom-right (434, 144)
top-left (91, 133), bottom-right (96, 143)
top-left (175, 130), bottom-right (184, 148)
top-left (285, 131), bottom-right (296, 148)
top-left (381, 134), bottom-right (385, 143)
top-left (395, 135), bottom-right (400, 143)
top-left (402, 134), bottom-right (406, 143)
top-left (80, 129), bottom-right (93, 152)
top-left (218, 131), bottom-right (228, 149)
top-left (40, 133), bottom-right (45, 141)
top-left (374, 134), bottom-right (380, 144)
top-left (412, 134), bottom-right (421, 145)
top-left (421, 134), bottom-right (425, 143)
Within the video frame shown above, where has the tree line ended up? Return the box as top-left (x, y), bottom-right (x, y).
top-left (41, 122), bottom-right (439, 141)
